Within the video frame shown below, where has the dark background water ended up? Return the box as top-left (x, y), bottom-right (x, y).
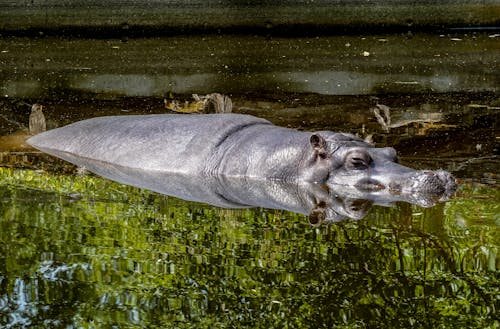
top-left (0, 15), bottom-right (498, 329)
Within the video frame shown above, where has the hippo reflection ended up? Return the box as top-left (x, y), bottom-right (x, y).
top-left (19, 152), bottom-right (446, 223)
top-left (27, 113), bottom-right (456, 214)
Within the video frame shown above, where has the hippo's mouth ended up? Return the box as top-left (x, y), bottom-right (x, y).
top-left (354, 178), bottom-right (386, 191)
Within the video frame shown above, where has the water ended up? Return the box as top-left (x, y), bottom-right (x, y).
top-left (0, 167), bottom-right (498, 328)
top-left (0, 33), bottom-right (499, 328)
top-left (1, 33), bottom-right (498, 98)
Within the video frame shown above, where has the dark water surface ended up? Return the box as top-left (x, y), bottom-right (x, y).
top-left (1, 33), bottom-right (499, 97)
top-left (0, 34), bottom-right (499, 328)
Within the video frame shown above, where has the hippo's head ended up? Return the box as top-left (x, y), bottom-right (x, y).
top-left (302, 132), bottom-right (457, 207)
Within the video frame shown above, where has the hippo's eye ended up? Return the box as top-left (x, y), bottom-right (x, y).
top-left (350, 157), bottom-right (369, 169)
top-left (346, 151), bottom-right (372, 170)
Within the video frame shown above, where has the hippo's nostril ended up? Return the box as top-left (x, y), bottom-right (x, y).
top-left (435, 169), bottom-right (458, 197)
top-left (408, 170), bottom-right (457, 198)
top-left (388, 182), bottom-right (402, 193)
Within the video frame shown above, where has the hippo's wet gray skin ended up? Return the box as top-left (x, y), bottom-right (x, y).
top-left (27, 113), bottom-right (456, 204)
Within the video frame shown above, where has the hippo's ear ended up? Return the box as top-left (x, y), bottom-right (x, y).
top-left (310, 134), bottom-right (329, 160)
top-left (309, 207), bottom-right (326, 226)
top-left (308, 200), bottom-right (328, 226)
top-left (310, 134), bottom-right (327, 151)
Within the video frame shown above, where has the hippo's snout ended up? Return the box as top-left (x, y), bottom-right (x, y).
top-left (392, 169), bottom-right (457, 200)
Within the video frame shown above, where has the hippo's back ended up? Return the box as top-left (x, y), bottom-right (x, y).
top-left (28, 114), bottom-right (271, 173)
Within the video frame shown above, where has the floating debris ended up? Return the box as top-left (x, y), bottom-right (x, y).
top-left (394, 81), bottom-right (419, 85)
top-left (164, 93), bottom-right (232, 114)
top-left (467, 104), bottom-right (500, 110)
top-left (372, 103), bottom-right (391, 132)
top-left (29, 104), bottom-right (46, 135)
top-left (164, 98), bottom-right (204, 113)
top-left (371, 103), bottom-right (457, 135)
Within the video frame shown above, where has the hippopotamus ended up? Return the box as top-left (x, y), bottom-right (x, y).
top-left (27, 113), bottom-right (456, 205)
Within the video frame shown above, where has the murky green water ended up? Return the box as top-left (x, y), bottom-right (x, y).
top-left (0, 33), bottom-right (499, 328)
top-left (0, 168), bottom-right (498, 328)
